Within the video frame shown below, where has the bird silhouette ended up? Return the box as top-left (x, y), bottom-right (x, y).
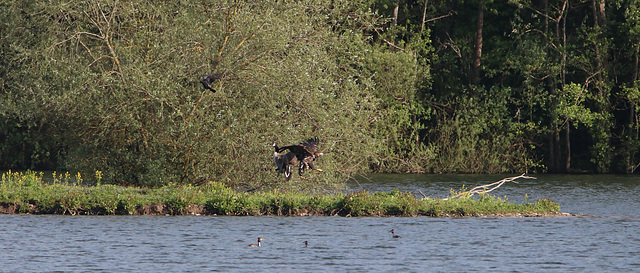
top-left (390, 229), bottom-right (401, 238)
top-left (200, 73), bottom-right (222, 92)
top-left (277, 137), bottom-right (324, 176)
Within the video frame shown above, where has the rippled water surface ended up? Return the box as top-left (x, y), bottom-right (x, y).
top-left (2, 174), bottom-right (639, 272)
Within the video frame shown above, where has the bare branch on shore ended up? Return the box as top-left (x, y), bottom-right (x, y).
top-left (417, 190), bottom-right (428, 199)
top-left (443, 173), bottom-right (536, 200)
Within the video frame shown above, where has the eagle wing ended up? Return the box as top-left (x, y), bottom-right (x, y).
top-left (277, 144), bottom-right (309, 157)
top-left (278, 138), bottom-right (319, 156)
top-left (301, 137), bottom-right (319, 155)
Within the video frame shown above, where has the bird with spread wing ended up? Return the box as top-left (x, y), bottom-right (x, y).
top-left (276, 137), bottom-right (324, 177)
top-left (200, 73), bottom-right (222, 92)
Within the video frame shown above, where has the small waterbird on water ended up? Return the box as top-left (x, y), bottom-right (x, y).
top-left (248, 237), bottom-right (262, 247)
top-left (304, 241), bottom-right (308, 248)
top-left (390, 229), bottom-right (401, 238)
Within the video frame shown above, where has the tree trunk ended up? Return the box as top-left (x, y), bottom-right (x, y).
top-left (597, 0), bottom-right (606, 27)
top-left (555, 123), bottom-right (562, 172)
top-left (631, 44), bottom-right (639, 171)
top-left (552, 1), bottom-right (567, 173)
top-left (392, 0), bottom-right (400, 26)
top-left (544, 0), bottom-right (549, 35)
top-left (592, 0), bottom-right (607, 85)
top-left (549, 129), bottom-right (557, 172)
top-left (561, 14), bottom-right (567, 173)
top-left (471, 0), bottom-right (484, 85)
top-left (634, 44), bottom-right (639, 84)
top-left (421, 0), bottom-right (429, 33)
top-left (554, 0), bottom-right (567, 84)
top-left (566, 120), bottom-right (571, 171)
top-left (561, 3), bottom-right (567, 85)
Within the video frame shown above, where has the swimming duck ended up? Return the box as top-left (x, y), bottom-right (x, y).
top-left (248, 237), bottom-right (262, 247)
top-left (304, 241), bottom-right (308, 248)
top-left (390, 229), bottom-right (401, 238)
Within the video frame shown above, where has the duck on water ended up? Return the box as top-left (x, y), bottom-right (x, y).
top-left (248, 237), bottom-right (262, 247)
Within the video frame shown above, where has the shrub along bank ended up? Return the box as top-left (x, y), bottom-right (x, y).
top-left (0, 171), bottom-right (562, 217)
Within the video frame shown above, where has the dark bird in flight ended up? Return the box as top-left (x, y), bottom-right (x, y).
top-left (277, 137), bottom-right (324, 176)
top-left (272, 143), bottom-right (299, 181)
top-left (201, 73), bottom-right (222, 92)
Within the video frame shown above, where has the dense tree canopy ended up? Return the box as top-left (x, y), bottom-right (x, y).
top-left (1, 0), bottom-right (639, 189)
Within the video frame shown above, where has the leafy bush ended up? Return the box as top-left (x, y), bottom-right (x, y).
top-left (1, 171), bottom-right (561, 216)
top-left (0, 0), bottom-right (392, 188)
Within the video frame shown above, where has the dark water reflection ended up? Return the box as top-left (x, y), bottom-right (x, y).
top-left (2, 174), bottom-right (639, 272)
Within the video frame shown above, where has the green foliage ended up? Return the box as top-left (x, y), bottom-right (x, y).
top-left (341, 191), bottom-right (382, 216)
top-left (1, 171), bottom-right (560, 216)
top-left (4, 0), bottom-right (640, 184)
top-left (0, 0), bottom-right (392, 188)
top-left (535, 198), bottom-right (561, 212)
top-left (557, 83), bottom-right (598, 128)
top-left (205, 192), bottom-right (245, 215)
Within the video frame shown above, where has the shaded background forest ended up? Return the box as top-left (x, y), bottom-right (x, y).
top-left (1, 0), bottom-right (639, 189)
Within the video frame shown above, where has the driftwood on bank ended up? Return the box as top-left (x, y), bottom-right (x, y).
top-left (443, 173), bottom-right (536, 200)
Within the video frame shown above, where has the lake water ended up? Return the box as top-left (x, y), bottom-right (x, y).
top-left (1, 174), bottom-right (639, 272)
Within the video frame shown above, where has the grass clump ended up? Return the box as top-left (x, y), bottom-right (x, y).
top-left (1, 171), bottom-right (562, 217)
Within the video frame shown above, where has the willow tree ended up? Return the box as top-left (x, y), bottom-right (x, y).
top-left (0, 0), bottom-right (391, 189)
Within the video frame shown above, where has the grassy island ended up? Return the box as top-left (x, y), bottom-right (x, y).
top-left (0, 171), bottom-right (562, 217)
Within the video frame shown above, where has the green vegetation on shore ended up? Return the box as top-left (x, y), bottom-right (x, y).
top-left (1, 171), bottom-right (560, 217)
